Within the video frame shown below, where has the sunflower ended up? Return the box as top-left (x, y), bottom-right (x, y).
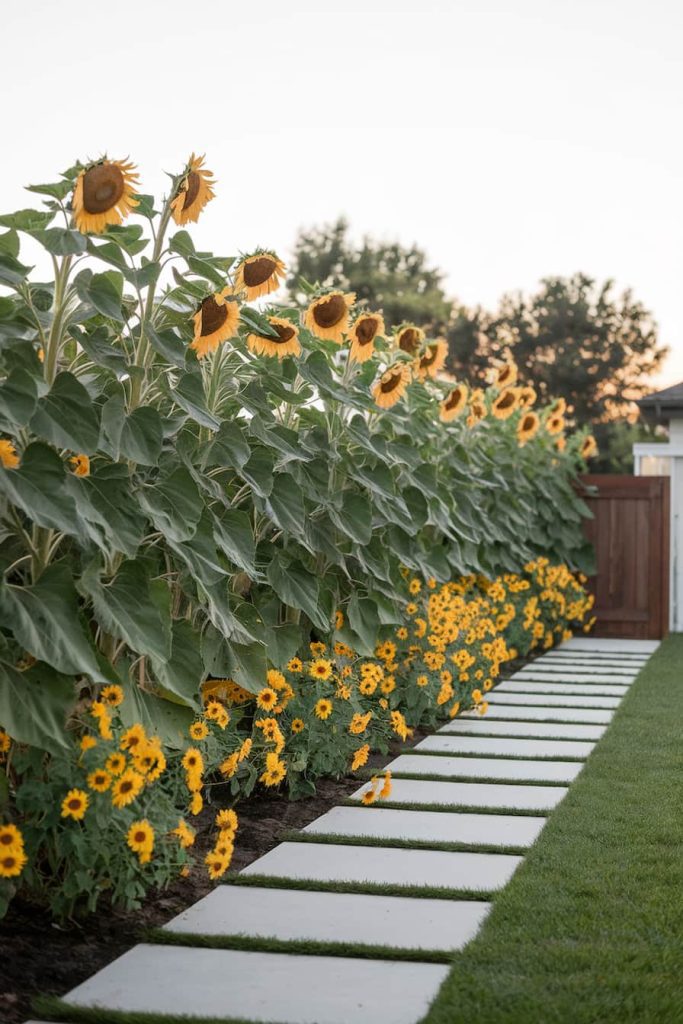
top-left (127, 819), bottom-right (154, 858)
top-left (234, 251), bottom-right (286, 301)
top-left (0, 824), bottom-right (22, 852)
top-left (69, 454), bottom-right (90, 477)
top-left (87, 769), bottom-right (112, 793)
top-left (256, 687), bottom-right (279, 711)
top-left (379, 771), bottom-right (392, 799)
top-left (120, 723), bottom-right (146, 753)
top-left (304, 291), bottom-right (355, 343)
top-left (215, 808), bottom-right (238, 832)
top-left (0, 440), bottom-right (20, 470)
top-left (360, 780), bottom-right (379, 805)
top-left (348, 312), bottom-right (385, 363)
top-left (111, 769), bottom-right (144, 809)
top-left (545, 413), bottom-right (566, 436)
top-left (172, 819), bottom-right (196, 849)
top-left (170, 153), bottom-right (215, 225)
top-left (439, 384), bottom-right (468, 423)
top-left (259, 757), bottom-right (287, 787)
top-left (0, 730), bottom-right (11, 755)
top-left (190, 288), bottom-right (240, 359)
top-left (247, 316), bottom-right (301, 359)
top-left (491, 387), bottom-right (520, 420)
top-left (494, 362), bottom-right (518, 388)
top-left (79, 734), bottom-right (97, 753)
top-left (549, 397), bottom-right (567, 416)
top-left (415, 339), bottom-right (448, 380)
top-left (291, 718), bottom-right (305, 734)
top-left (351, 744), bottom-right (370, 771)
top-left (205, 850), bottom-right (231, 879)
top-left (101, 684), bottom-right (124, 707)
top-left (189, 721), bottom-right (209, 741)
top-left (190, 791), bottom-right (204, 815)
top-left (314, 698), bottom-right (333, 720)
top-left (309, 658), bottom-right (333, 681)
top-left (72, 159), bottom-right (139, 235)
top-left (0, 849), bottom-right (27, 878)
top-left (61, 788), bottom-right (89, 821)
top-left (517, 411), bottom-right (540, 445)
top-left (518, 386), bottom-right (537, 408)
top-left (395, 324), bottom-right (425, 355)
top-left (105, 752), bottom-right (126, 776)
top-left (581, 435), bottom-right (598, 459)
top-left (372, 363), bottom-right (411, 409)
top-left (287, 657), bottom-right (303, 673)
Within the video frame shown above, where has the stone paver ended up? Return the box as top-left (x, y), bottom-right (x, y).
top-left (519, 665), bottom-right (636, 679)
top-left (302, 806), bottom-right (546, 847)
top-left (510, 671), bottom-right (635, 684)
top-left (440, 719), bottom-right (606, 740)
top-left (497, 680), bottom-right (628, 696)
top-left (386, 753), bottom-right (581, 783)
top-left (537, 654), bottom-right (647, 664)
top-left (561, 638), bottom-right (659, 653)
top-left (241, 841), bottom-right (523, 891)
top-left (65, 944), bottom-right (450, 1024)
top-left (164, 884), bottom-right (491, 951)
top-left (418, 733), bottom-right (595, 759)
top-left (351, 777), bottom-right (568, 811)
top-left (487, 692), bottom-right (621, 709)
top-left (462, 705), bottom-right (613, 722)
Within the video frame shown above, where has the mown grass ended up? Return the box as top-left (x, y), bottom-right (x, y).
top-left (422, 635), bottom-right (683, 1024)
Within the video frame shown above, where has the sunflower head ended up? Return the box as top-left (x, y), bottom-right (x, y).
top-left (348, 312), bottom-right (385, 363)
top-left (415, 339), bottom-right (447, 380)
top-left (171, 154), bottom-right (215, 225)
top-left (395, 324), bottom-right (425, 356)
top-left (491, 387), bottom-right (520, 420)
top-left (440, 383), bottom-right (468, 422)
top-left (372, 363), bottom-right (411, 410)
top-left (72, 159), bottom-right (139, 235)
top-left (580, 435), bottom-right (598, 459)
top-left (234, 251), bottom-right (286, 301)
top-left (303, 291), bottom-right (355, 343)
top-left (247, 316), bottom-right (301, 359)
top-left (518, 386), bottom-right (537, 408)
top-left (517, 411), bottom-right (540, 445)
top-left (494, 362), bottom-right (518, 388)
top-left (190, 288), bottom-right (240, 359)
top-left (546, 413), bottom-right (566, 436)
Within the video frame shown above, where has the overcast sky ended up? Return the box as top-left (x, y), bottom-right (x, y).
top-left (3, 0), bottom-right (682, 386)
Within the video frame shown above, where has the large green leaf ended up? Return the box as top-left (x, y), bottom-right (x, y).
top-left (212, 507), bottom-right (257, 576)
top-left (267, 555), bottom-right (328, 631)
top-left (240, 447), bottom-right (274, 498)
top-left (120, 406), bottom-right (164, 465)
top-left (79, 559), bottom-right (172, 663)
top-left (329, 490), bottom-right (372, 545)
top-left (150, 619), bottom-right (203, 711)
top-left (0, 662), bottom-right (75, 753)
top-left (0, 564), bottom-right (117, 684)
top-left (30, 372), bottom-right (100, 454)
top-left (118, 686), bottom-right (192, 749)
top-left (267, 473), bottom-right (306, 537)
top-left (138, 466), bottom-right (203, 543)
top-left (76, 466), bottom-right (146, 558)
top-left (0, 367), bottom-right (38, 431)
top-left (168, 373), bottom-right (221, 430)
top-left (205, 421), bottom-right (251, 470)
top-left (346, 593), bottom-right (381, 657)
top-left (0, 442), bottom-right (79, 535)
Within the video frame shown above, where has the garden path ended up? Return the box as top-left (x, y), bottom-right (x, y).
top-left (30, 637), bottom-right (658, 1024)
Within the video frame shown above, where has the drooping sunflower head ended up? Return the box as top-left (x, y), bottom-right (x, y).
top-left (494, 362), bottom-right (518, 389)
top-left (549, 397), bottom-right (567, 416)
top-left (491, 387), bottom-right (520, 420)
top-left (190, 288), bottom-right (240, 359)
top-left (247, 316), bottom-right (301, 360)
top-left (372, 363), bottom-right (411, 410)
top-left (234, 251), bottom-right (286, 301)
top-left (171, 153), bottom-right (215, 226)
top-left (395, 324), bottom-right (425, 356)
top-left (518, 385), bottom-right (537, 409)
top-left (517, 411), bottom-right (540, 445)
top-left (348, 312), bottom-right (386, 363)
top-left (304, 291), bottom-right (355, 343)
top-left (580, 435), bottom-right (598, 459)
top-left (72, 158), bottom-right (139, 235)
top-left (415, 339), bottom-right (448, 380)
top-left (439, 383), bottom-right (469, 422)
top-left (545, 412), bottom-right (566, 436)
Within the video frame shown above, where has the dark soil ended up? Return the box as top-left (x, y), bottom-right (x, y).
top-left (0, 733), bottom-right (429, 1023)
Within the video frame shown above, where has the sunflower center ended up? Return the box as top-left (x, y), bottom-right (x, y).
top-left (380, 370), bottom-right (403, 394)
top-left (182, 170), bottom-right (201, 211)
top-left (398, 329), bottom-right (420, 354)
top-left (498, 367), bottom-right (513, 385)
top-left (243, 256), bottom-right (277, 287)
top-left (522, 415), bottom-right (535, 431)
top-left (2, 856), bottom-right (16, 868)
top-left (355, 317), bottom-right (378, 345)
top-left (134, 831), bottom-right (146, 843)
top-left (497, 391), bottom-right (516, 410)
top-left (67, 799), bottom-right (81, 810)
top-left (445, 388), bottom-right (463, 410)
top-left (120, 781), bottom-right (133, 794)
top-left (0, 834), bottom-right (13, 846)
top-left (200, 296), bottom-right (229, 337)
top-left (420, 346), bottom-right (439, 368)
top-left (265, 322), bottom-right (295, 344)
top-left (82, 163), bottom-right (125, 214)
top-left (313, 294), bottom-right (346, 328)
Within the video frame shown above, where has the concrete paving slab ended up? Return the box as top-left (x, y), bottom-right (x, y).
top-left (350, 777), bottom-right (568, 811)
top-left (386, 753), bottom-right (581, 783)
top-left (533, 657), bottom-right (643, 669)
top-left (65, 944), bottom-right (450, 1024)
top-left (303, 805), bottom-right (546, 848)
top-left (519, 664), bottom-right (637, 678)
top-left (440, 719), bottom-right (606, 740)
top-left (418, 733), bottom-right (595, 759)
top-left (497, 680), bottom-right (628, 696)
top-left (241, 841), bottom-right (522, 892)
top-left (560, 638), bottom-right (659, 653)
top-left (164, 884), bottom-right (491, 951)
top-left (509, 671), bottom-right (634, 684)
top-left (487, 692), bottom-right (621, 709)
top-left (462, 705), bottom-right (613, 723)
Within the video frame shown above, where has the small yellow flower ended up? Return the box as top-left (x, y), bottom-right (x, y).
top-left (69, 454), bottom-right (90, 477)
top-left (189, 721), bottom-right (209, 741)
top-left (314, 698), bottom-right (333, 721)
top-left (100, 684), bottom-right (124, 706)
top-left (127, 819), bottom-right (154, 862)
top-left (61, 788), bottom-right (89, 821)
top-left (0, 823), bottom-right (23, 853)
top-left (256, 687), bottom-right (278, 711)
top-left (0, 440), bottom-right (20, 470)
top-left (87, 769), bottom-right (112, 792)
top-left (309, 658), bottom-right (333, 681)
top-left (287, 657), bottom-right (303, 673)
top-left (105, 752), bottom-right (126, 775)
top-left (79, 734), bottom-right (97, 753)
top-left (111, 769), bottom-right (144, 809)
top-left (291, 718), bottom-right (305, 734)
top-left (0, 848), bottom-right (27, 878)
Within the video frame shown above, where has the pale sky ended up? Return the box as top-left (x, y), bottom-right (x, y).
top-left (3, 0), bottom-right (682, 386)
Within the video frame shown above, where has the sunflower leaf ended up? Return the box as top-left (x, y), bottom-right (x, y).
top-left (0, 442), bottom-right (81, 535)
top-left (30, 371), bottom-right (100, 454)
top-left (28, 228), bottom-right (87, 256)
top-left (0, 662), bottom-right (74, 753)
top-left (0, 367), bottom-right (38, 431)
top-left (266, 554), bottom-right (328, 631)
top-left (166, 373), bottom-right (221, 430)
top-left (239, 308), bottom-right (279, 338)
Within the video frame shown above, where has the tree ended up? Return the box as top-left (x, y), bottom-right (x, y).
top-left (446, 273), bottom-right (668, 465)
top-left (286, 218), bottom-right (451, 329)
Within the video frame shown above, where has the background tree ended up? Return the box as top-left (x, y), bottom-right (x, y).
top-left (287, 217), bottom-right (451, 329)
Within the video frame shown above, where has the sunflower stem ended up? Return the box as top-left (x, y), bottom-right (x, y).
top-left (45, 255), bottom-right (73, 387)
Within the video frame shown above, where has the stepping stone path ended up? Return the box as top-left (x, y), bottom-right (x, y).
top-left (50, 639), bottom-right (657, 1024)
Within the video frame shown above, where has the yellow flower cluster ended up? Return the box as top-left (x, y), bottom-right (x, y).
top-left (0, 822), bottom-right (27, 879)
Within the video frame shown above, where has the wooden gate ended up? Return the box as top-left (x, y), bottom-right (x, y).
top-left (579, 475), bottom-right (670, 640)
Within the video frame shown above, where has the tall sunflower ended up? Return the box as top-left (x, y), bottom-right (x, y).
top-left (439, 383), bottom-right (468, 422)
top-left (517, 411), bottom-right (540, 445)
top-left (395, 324), bottom-right (425, 356)
top-left (170, 153), bottom-right (215, 225)
top-left (348, 312), bottom-right (385, 363)
top-left (304, 291), bottom-right (355, 343)
top-left (246, 316), bottom-right (301, 359)
top-left (545, 412), bottom-right (566, 436)
top-left (494, 362), bottom-right (518, 389)
top-left (581, 435), bottom-right (598, 459)
top-left (549, 397), bottom-right (567, 416)
top-left (372, 364), bottom-right (411, 409)
top-left (518, 385), bottom-right (537, 408)
top-left (234, 251), bottom-right (286, 301)
top-left (415, 339), bottom-right (447, 380)
top-left (491, 387), bottom-right (520, 420)
top-left (190, 288), bottom-right (240, 358)
top-left (72, 159), bottom-right (139, 235)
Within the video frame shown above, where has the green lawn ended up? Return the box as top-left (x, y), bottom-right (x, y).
top-left (423, 635), bottom-right (683, 1024)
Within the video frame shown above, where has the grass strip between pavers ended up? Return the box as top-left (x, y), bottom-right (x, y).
top-left (341, 798), bottom-right (550, 816)
top-left (278, 828), bottom-right (529, 856)
top-left (34, 995), bottom-right (277, 1024)
top-left (147, 927), bottom-right (455, 964)
top-left (222, 873), bottom-right (494, 901)
top-left (421, 636), bottom-right (683, 1024)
